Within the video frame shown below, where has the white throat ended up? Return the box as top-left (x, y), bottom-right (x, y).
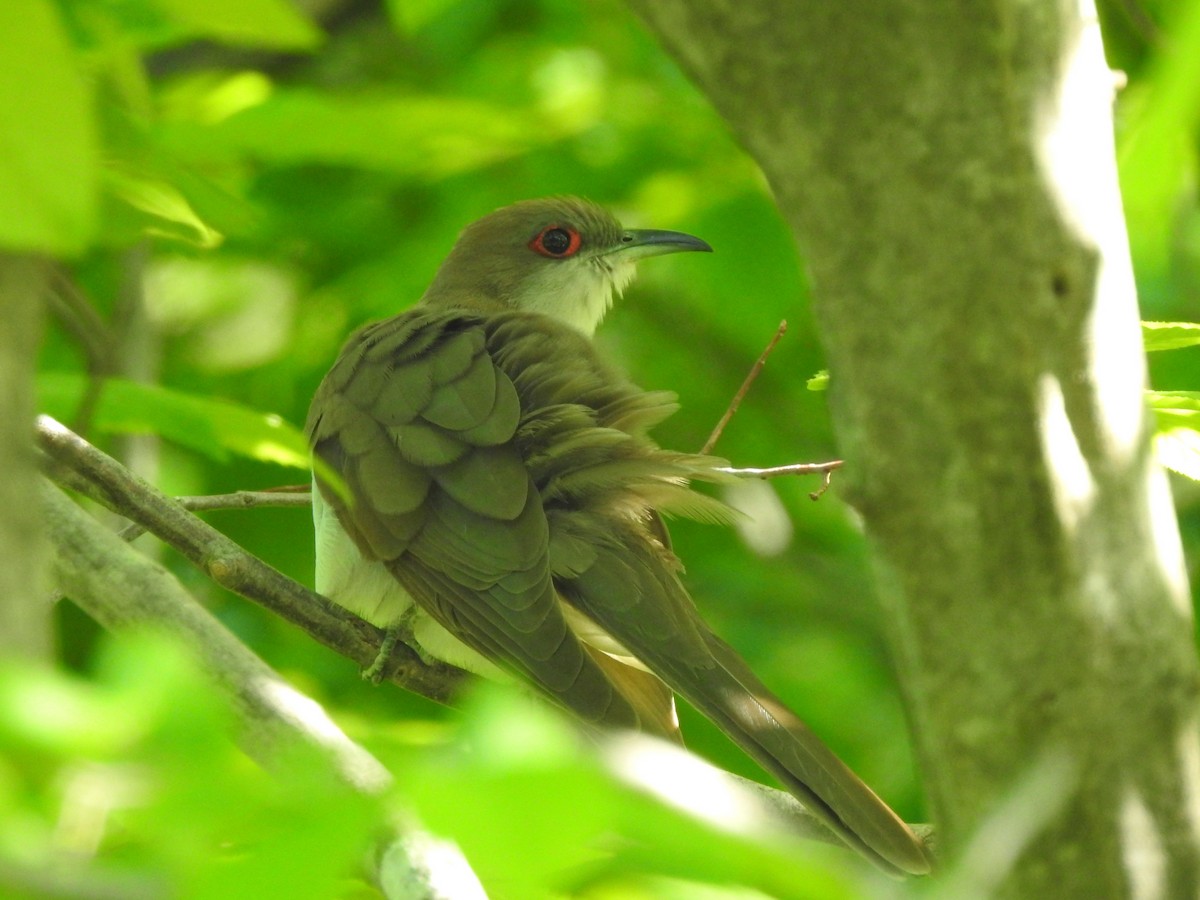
top-left (518, 257), bottom-right (637, 336)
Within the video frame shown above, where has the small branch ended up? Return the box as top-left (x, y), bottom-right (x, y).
top-left (36, 416), bottom-right (470, 707)
top-left (701, 319), bottom-right (788, 454)
top-left (113, 491), bottom-right (313, 542)
top-left (720, 459), bottom-right (843, 500)
top-left (177, 490), bottom-right (315, 511)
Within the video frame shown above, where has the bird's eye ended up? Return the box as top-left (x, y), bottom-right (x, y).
top-left (530, 225), bottom-right (581, 258)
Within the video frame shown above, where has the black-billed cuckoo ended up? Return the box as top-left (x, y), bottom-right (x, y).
top-left (306, 197), bottom-right (929, 875)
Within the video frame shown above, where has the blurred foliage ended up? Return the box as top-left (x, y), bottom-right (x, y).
top-left (3, 0), bottom-right (1200, 895)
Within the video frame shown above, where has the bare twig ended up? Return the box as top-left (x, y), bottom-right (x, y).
top-left (719, 459), bottom-right (843, 500)
top-left (44, 266), bottom-right (119, 436)
top-left (700, 321), bottom-right (844, 498)
top-left (36, 416), bottom-right (470, 707)
top-left (114, 492), bottom-right (312, 543)
top-left (719, 460), bottom-right (843, 479)
top-left (701, 319), bottom-right (788, 454)
top-left (177, 490), bottom-right (315, 511)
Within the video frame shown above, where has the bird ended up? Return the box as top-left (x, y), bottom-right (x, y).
top-left (305, 196), bottom-right (930, 876)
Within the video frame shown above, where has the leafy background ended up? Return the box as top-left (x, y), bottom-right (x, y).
top-left (5, 0), bottom-right (1200, 897)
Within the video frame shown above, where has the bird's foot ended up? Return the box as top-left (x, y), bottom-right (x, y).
top-left (363, 624), bottom-right (405, 685)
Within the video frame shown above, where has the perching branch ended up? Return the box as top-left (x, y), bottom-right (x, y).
top-left (36, 415), bottom-right (470, 707)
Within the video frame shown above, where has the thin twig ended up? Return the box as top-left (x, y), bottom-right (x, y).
top-left (719, 460), bottom-right (843, 479)
top-left (717, 460), bottom-right (844, 501)
top-left (701, 319), bottom-right (788, 454)
top-left (36, 416), bottom-right (469, 707)
top-left (44, 266), bottom-right (119, 437)
top-left (177, 490), bottom-right (314, 511)
top-left (115, 491), bottom-right (312, 542)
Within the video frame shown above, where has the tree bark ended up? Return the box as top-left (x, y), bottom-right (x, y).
top-left (0, 256), bottom-right (51, 660)
top-left (627, 1), bottom-right (1200, 895)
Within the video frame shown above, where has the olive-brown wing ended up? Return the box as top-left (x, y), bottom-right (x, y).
top-left (307, 309), bottom-right (652, 729)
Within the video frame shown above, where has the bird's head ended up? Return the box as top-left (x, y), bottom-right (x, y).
top-left (420, 197), bottom-right (712, 335)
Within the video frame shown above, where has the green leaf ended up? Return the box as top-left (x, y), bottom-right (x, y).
top-left (38, 373), bottom-right (309, 471)
top-left (1143, 321), bottom-right (1200, 352)
top-left (0, 0), bottom-right (98, 254)
top-left (1, 631), bottom-right (381, 899)
top-left (105, 165), bottom-right (225, 248)
top-left (807, 370), bottom-right (829, 391)
top-left (1155, 428), bottom-right (1200, 481)
top-left (1147, 390), bottom-right (1200, 414)
top-left (1148, 391), bottom-right (1200, 480)
top-left (151, 0), bottom-right (322, 49)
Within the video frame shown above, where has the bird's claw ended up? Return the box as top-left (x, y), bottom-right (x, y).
top-left (362, 625), bottom-right (404, 684)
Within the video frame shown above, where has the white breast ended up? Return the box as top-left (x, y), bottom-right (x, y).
top-left (312, 483), bottom-right (503, 678)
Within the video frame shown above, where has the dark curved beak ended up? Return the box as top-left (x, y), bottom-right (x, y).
top-left (611, 228), bottom-right (713, 260)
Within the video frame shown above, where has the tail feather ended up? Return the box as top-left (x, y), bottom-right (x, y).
top-left (565, 537), bottom-right (931, 875)
top-left (685, 634), bottom-right (931, 875)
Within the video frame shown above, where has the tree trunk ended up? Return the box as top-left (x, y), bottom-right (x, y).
top-left (626, 1), bottom-right (1200, 895)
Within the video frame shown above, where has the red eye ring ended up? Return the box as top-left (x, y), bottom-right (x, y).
top-left (529, 225), bottom-right (582, 258)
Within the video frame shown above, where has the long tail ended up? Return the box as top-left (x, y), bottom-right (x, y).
top-left (565, 539), bottom-right (931, 875)
top-left (684, 630), bottom-right (931, 875)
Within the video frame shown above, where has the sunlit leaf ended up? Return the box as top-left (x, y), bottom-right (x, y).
top-left (38, 373), bottom-right (308, 470)
top-left (401, 688), bottom-right (615, 897)
top-left (0, 0), bottom-right (98, 253)
top-left (1143, 320), bottom-right (1200, 352)
top-left (1148, 391), bottom-right (1200, 480)
top-left (1, 631), bottom-right (379, 899)
top-left (1147, 390), bottom-right (1200, 414)
top-left (807, 370), bottom-right (829, 391)
top-left (105, 165), bottom-right (224, 248)
top-left (1155, 427), bottom-right (1200, 481)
